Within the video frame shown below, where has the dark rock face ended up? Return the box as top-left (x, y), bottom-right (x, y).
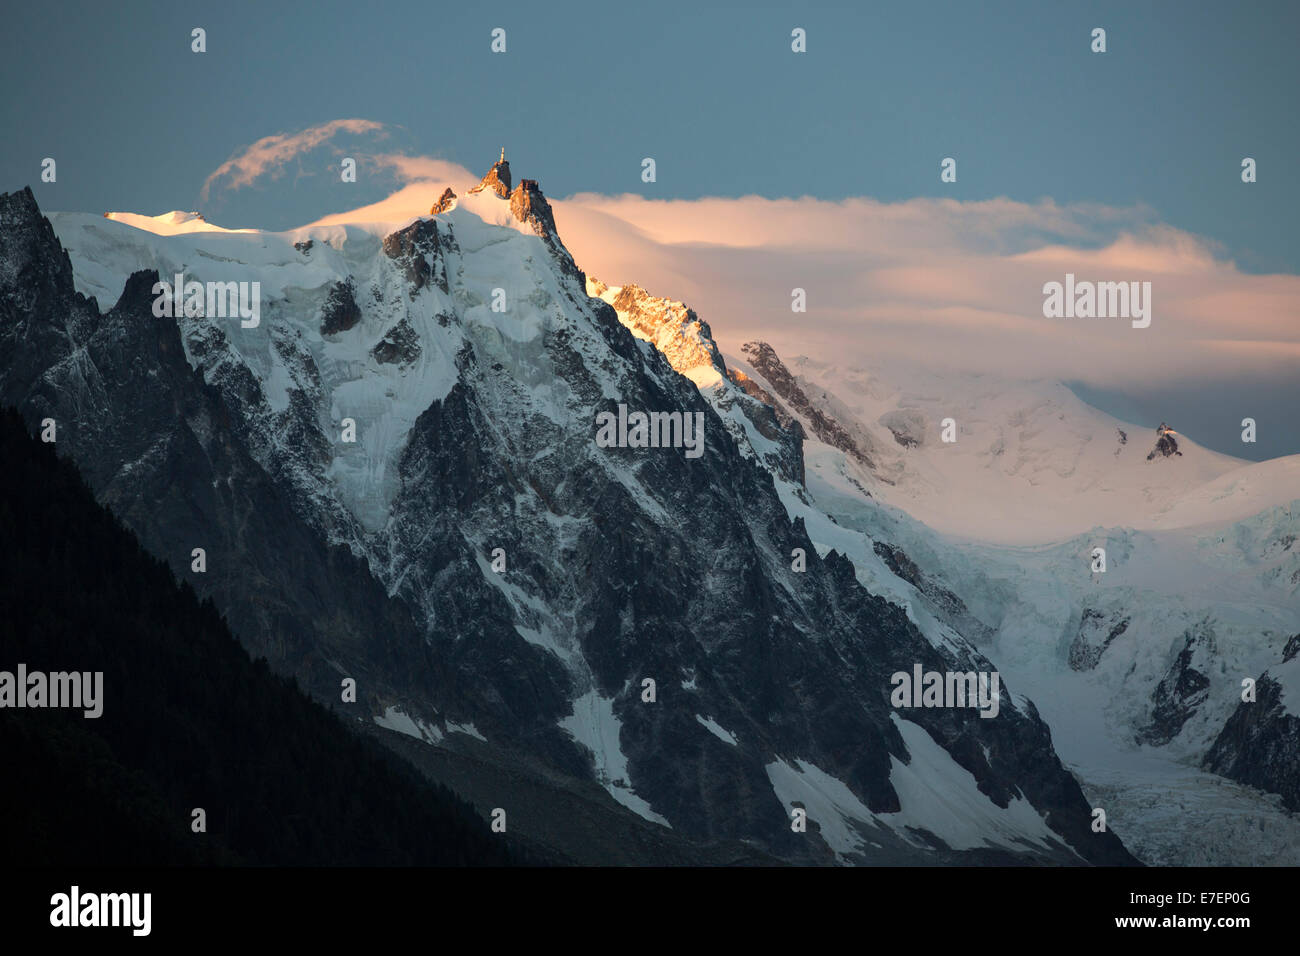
top-left (873, 541), bottom-right (994, 643)
top-left (1068, 608), bottom-right (1131, 671)
top-left (372, 317), bottom-right (421, 366)
top-left (1138, 625), bottom-right (1214, 745)
top-left (742, 341), bottom-right (875, 470)
top-left (294, 239), bottom-right (314, 254)
top-left (382, 218), bottom-right (450, 297)
top-left (0, 190), bottom-right (452, 725)
top-left (727, 367), bottom-right (791, 423)
top-left (0, 188), bottom-right (93, 348)
top-left (1205, 670), bottom-right (1300, 811)
top-left (726, 368), bottom-right (808, 482)
top-left (1147, 430), bottom-right (1182, 459)
top-left (1284, 634), bottom-right (1300, 663)
top-left (720, 372), bottom-right (806, 487)
top-left (430, 187), bottom-right (457, 215)
top-left (0, 284), bottom-right (441, 722)
top-left (0, 187), bottom-right (1140, 866)
top-left (320, 277), bottom-right (362, 336)
top-left (886, 427), bottom-right (919, 448)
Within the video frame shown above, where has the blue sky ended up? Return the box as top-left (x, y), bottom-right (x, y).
top-left (4, 0), bottom-right (1296, 269)
top-left (2, 0), bottom-right (1297, 457)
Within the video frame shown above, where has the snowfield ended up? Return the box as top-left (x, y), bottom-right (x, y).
top-left (724, 349), bottom-right (1300, 865)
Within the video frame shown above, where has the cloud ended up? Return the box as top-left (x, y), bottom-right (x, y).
top-left (303, 181), bottom-right (463, 227)
top-left (366, 153), bottom-right (474, 185)
top-left (292, 155), bottom-right (481, 229)
top-left (544, 192), bottom-right (1300, 391)
top-left (200, 119), bottom-right (389, 201)
top-left (246, 137), bottom-right (1297, 397)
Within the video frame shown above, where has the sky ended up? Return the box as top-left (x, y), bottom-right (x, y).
top-left (2, 0), bottom-right (1297, 458)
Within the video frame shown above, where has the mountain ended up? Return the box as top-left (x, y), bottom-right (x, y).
top-left (0, 164), bottom-right (1138, 865)
top-left (724, 347), bottom-right (1271, 545)
top-left (723, 341), bottom-right (1300, 864)
top-left (0, 406), bottom-right (513, 865)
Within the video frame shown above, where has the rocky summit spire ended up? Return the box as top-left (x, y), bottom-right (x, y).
top-left (508, 178), bottom-right (581, 280)
top-left (469, 149), bottom-right (512, 198)
top-left (429, 186), bottom-right (457, 215)
top-left (460, 152), bottom-right (580, 281)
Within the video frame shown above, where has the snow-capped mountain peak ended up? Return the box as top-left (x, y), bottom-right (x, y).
top-left (0, 175), bottom-right (1139, 865)
top-left (102, 209), bottom-right (239, 235)
top-left (727, 344), bottom-right (1278, 544)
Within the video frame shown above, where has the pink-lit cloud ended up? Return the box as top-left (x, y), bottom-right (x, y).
top-left (366, 153), bottom-right (474, 186)
top-left (545, 192), bottom-right (1300, 390)
top-left (200, 119), bottom-right (390, 201)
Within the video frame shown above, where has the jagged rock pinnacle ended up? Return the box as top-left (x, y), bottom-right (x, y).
top-left (469, 150), bottom-right (511, 198)
top-left (1148, 423), bottom-right (1183, 459)
top-left (509, 179), bottom-right (552, 230)
top-left (505, 178), bottom-right (581, 280)
top-left (430, 187), bottom-right (457, 215)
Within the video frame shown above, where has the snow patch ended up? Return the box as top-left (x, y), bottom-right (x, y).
top-left (695, 714), bottom-right (739, 746)
top-left (373, 705), bottom-right (443, 744)
top-left (764, 757), bottom-right (877, 861)
top-left (881, 715), bottom-right (1065, 854)
top-left (559, 690), bottom-right (670, 827)
top-left (446, 721), bottom-right (487, 741)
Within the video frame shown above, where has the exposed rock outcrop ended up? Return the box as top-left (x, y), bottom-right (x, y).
top-left (319, 277), bottom-right (361, 336)
top-left (1068, 607), bottom-right (1131, 671)
top-left (430, 187), bottom-right (457, 215)
top-left (509, 179), bottom-right (580, 280)
top-left (371, 317), bottom-right (421, 366)
top-left (1205, 635), bottom-right (1300, 811)
top-left (588, 278), bottom-right (806, 487)
top-left (468, 153), bottom-right (512, 198)
top-left (1147, 424), bottom-right (1182, 459)
top-left (741, 341), bottom-right (876, 470)
top-left (1138, 622), bottom-right (1215, 745)
top-left (381, 218), bottom-right (451, 297)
